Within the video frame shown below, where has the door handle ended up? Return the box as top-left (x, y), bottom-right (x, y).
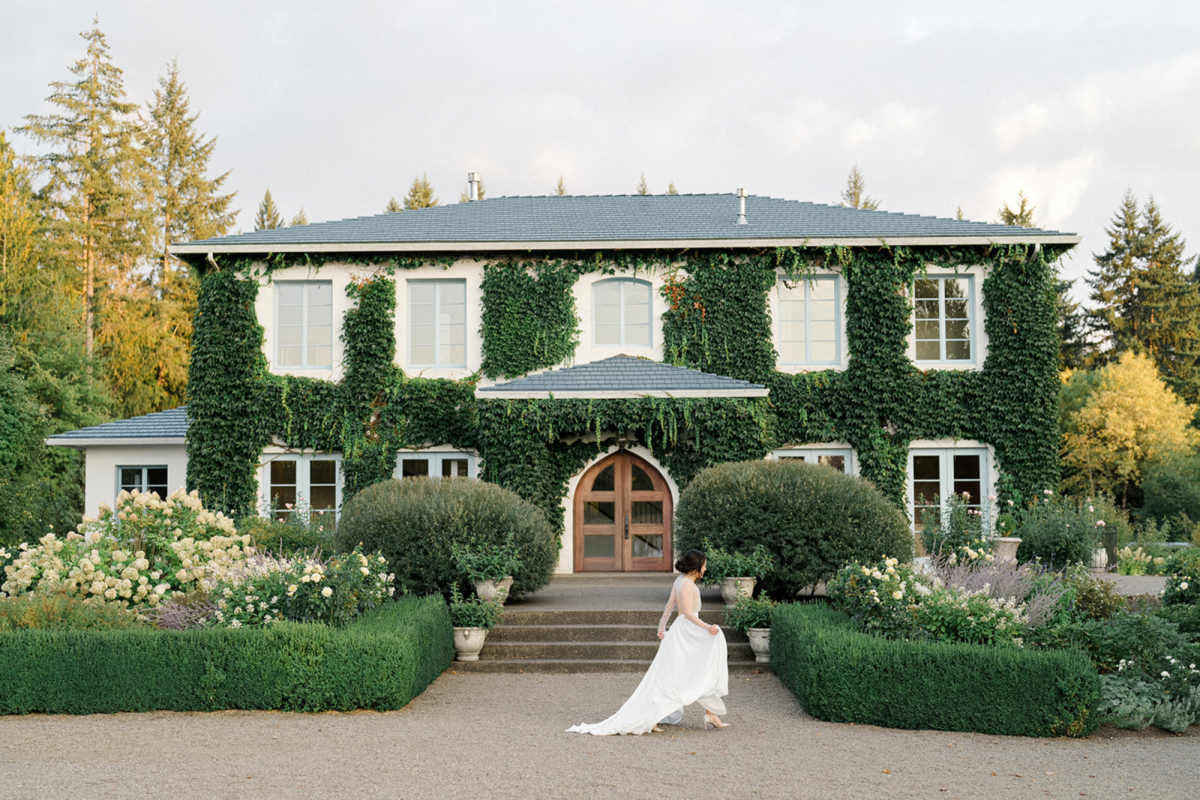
top-left (624, 514), bottom-right (630, 540)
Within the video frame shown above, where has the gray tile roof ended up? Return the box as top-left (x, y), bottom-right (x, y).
top-left (48, 406), bottom-right (190, 441)
top-left (172, 194), bottom-right (1078, 254)
top-left (476, 356), bottom-right (767, 397)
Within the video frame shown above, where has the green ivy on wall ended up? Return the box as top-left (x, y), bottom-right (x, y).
top-left (185, 242), bottom-right (1068, 525)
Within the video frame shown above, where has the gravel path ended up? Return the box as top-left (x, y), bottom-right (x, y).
top-left (1, 671), bottom-right (1195, 799)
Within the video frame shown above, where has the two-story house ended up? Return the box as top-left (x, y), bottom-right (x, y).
top-left (50, 188), bottom-right (1079, 573)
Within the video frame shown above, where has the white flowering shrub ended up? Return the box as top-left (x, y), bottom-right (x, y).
top-left (912, 586), bottom-right (1027, 647)
top-left (826, 557), bottom-right (930, 638)
top-left (0, 489), bottom-right (252, 607)
top-left (919, 492), bottom-right (996, 566)
top-left (1162, 548), bottom-right (1200, 606)
top-left (196, 546), bottom-right (395, 628)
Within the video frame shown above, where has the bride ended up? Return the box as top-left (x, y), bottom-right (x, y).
top-left (567, 550), bottom-right (730, 735)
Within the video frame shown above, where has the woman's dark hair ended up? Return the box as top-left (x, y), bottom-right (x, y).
top-left (675, 549), bottom-right (706, 575)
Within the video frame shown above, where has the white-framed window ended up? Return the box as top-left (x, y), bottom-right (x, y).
top-left (908, 447), bottom-right (987, 544)
top-left (771, 447), bottom-right (855, 474)
top-left (408, 279), bottom-right (466, 367)
top-left (394, 450), bottom-right (478, 480)
top-left (594, 278), bottom-right (652, 347)
top-left (118, 466), bottom-right (168, 499)
top-left (263, 454), bottom-right (342, 522)
top-left (777, 276), bottom-right (841, 365)
top-left (913, 275), bottom-right (974, 363)
top-left (275, 281), bottom-right (333, 368)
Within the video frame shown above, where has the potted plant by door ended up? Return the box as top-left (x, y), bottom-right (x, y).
top-left (451, 536), bottom-right (522, 604)
top-left (449, 584), bottom-right (503, 661)
top-left (725, 593), bottom-right (777, 664)
top-left (703, 544), bottom-right (774, 607)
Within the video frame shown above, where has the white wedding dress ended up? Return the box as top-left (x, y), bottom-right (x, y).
top-left (567, 576), bottom-right (729, 736)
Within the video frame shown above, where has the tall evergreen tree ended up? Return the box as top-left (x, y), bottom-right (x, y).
top-left (18, 20), bottom-right (153, 357)
top-left (254, 189), bottom-right (283, 230)
top-left (667, 181), bottom-right (679, 195)
top-left (291, 208), bottom-right (309, 226)
top-left (404, 174), bottom-right (438, 209)
top-left (1087, 191), bottom-right (1200, 405)
top-left (554, 175), bottom-right (567, 196)
top-left (997, 191), bottom-right (1036, 227)
top-left (840, 164), bottom-right (880, 210)
top-left (955, 205), bottom-right (964, 220)
top-left (636, 174), bottom-right (650, 195)
top-left (385, 197), bottom-right (402, 213)
top-left (1056, 278), bottom-right (1090, 370)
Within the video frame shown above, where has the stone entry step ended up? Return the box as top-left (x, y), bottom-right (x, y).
top-left (453, 608), bottom-right (762, 674)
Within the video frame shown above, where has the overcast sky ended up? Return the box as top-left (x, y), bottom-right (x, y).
top-left (4, 1), bottom-right (1199, 302)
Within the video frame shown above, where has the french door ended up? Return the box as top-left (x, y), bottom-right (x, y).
top-left (574, 452), bottom-right (673, 572)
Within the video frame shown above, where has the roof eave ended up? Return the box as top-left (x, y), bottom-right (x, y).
top-left (170, 234), bottom-right (1081, 257)
top-left (475, 388), bottom-right (770, 400)
top-left (46, 437), bottom-right (187, 447)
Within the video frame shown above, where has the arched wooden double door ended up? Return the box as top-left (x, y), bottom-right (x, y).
top-left (574, 452), bottom-right (673, 572)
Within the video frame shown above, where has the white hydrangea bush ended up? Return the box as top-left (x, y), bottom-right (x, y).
top-left (0, 488), bottom-right (253, 607)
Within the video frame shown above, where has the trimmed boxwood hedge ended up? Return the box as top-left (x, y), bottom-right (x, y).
top-left (771, 602), bottom-right (1101, 738)
top-left (674, 459), bottom-right (912, 598)
top-left (335, 477), bottom-right (558, 597)
top-left (0, 595), bottom-right (453, 715)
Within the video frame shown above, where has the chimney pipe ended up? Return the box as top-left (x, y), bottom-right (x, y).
top-left (468, 172), bottom-right (481, 201)
top-left (736, 188), bottom-right (748, 225)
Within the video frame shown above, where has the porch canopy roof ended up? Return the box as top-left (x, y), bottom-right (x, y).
top-left (46, 406), bottom-right (190, 448)
top-left (475, 355), bottom-right (769, 400)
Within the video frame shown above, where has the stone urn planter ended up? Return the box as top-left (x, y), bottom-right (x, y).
top-left (993, 537), bottom-right (1022, 564)
top-left (472, 576), bottom-right (513, 603)
top-left (747, 628), bottom-right (771, 664)
top-left (720, 577), bottom-right (757, 608)
top-left (1091, 546), bottom-right (1109, 574)
top-left (452, 627), bottom-right (488, 661)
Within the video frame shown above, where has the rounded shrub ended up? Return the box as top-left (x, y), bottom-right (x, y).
top-left (335, 478), bottom-right (557, 597)
top-left (673, 459), bottom-right (912, 598)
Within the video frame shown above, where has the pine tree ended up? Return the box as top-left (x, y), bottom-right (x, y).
top-left (254, 189), bottom-right (283, 230)
top-left (1056, 278), bottom-right (1091, 370)
top-left (955, 205), bottom-right (964, 220)
top-left (385, 197), bottom-right (402, 213)
top-left (1087, 191), bottom-right (1200, 405)
top-left (998, 191), bottom-right (1036, 227)
top-left (667, 182), bottom-right (679, 195)
top-left (18, 20), bottom-right (153, 357)
top-left (458, 177), bottom-right (486, 203)
top-left (636, 174), bottom-right (650, 195)
top-left (404, 174), bottom-right (438, 209)
top-left (291, 208), bottom-right (309, 226)
top-left (840, 164), bottom-right (880, 210)
top-left (554, 176), bottom-right (567, 196)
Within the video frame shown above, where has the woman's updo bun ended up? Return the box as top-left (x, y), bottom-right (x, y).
top-left (675, 549), bottom-right (706, 575)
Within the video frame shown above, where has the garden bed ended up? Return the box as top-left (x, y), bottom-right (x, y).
top-left (0, 595), bottom-right (453, 714)
top-left (771, 602), bottom-right (1101, 738)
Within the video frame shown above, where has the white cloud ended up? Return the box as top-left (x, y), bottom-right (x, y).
top-left (989, 150), bottom-right (1101, 230)
top-left (994, 104), bottom-right (1050, 153)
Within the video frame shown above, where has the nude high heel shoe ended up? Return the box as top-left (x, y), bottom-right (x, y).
top-left (704, 712), bottom-right (730, 729)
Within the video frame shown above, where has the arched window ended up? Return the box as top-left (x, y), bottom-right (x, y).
top-left (594, 279), bottom-right (652, 347)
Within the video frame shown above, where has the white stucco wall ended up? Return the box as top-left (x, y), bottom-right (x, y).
top-left (82, 443), bottom-right (189, 517)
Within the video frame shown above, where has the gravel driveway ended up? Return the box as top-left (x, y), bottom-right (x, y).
top-left (1, 671), bottom-right (1195, 799)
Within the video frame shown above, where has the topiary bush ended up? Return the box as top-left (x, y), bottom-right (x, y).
top-left (673, 460), bottom-right (912, 598)
top-left (335, 477), bottom-right (557, 597)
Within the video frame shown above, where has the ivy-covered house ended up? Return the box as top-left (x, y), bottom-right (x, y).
top-left (53, 190), bottom-right (1079, 574)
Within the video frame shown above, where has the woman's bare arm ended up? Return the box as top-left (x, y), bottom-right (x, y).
top-left (656, 586), bottom-right (677, 638)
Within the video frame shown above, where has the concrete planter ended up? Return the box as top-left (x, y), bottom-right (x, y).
top-left (720, 577), bottom-right (757, 608)
top-left (748, 627), bottom-right (771, 664)
top-left (993, 537), bottom-right (1022, 564)
top-left (473, 577), bottom-right (513, 603)
top-left (1091, 546), bottom-right (1109, 574)
top-left (453, 627), bottom-right (489, 661)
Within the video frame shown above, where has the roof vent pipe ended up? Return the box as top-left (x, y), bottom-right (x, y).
top-left (736, 188), bottom-right (748, 225)
top-left (468, 172), bottom-right (481, 201)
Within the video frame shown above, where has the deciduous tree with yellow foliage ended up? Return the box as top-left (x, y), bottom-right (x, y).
top-left (1060, 352), bottom-right (1199, 504)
